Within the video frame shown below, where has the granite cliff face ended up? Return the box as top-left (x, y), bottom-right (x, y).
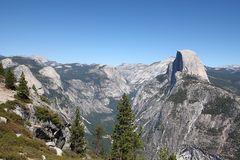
top-left (169, 50), bottom-right (209, 86)
top-left (133, 51), bottom-right (240, 159)
top-left (0, 50), bottom-right (240, 159)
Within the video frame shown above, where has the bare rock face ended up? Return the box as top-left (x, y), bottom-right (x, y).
top-left (133, 51), bottom-right (240, 160)
top-left (1, 58), bottom-right (18, 68)
top-left (177, 145), bottom-right (222, 160)
top-left (14, 65), bottom-right (44, 95)
top-left (117, 57), bottom-right (174, 87)
top-left (39, 66), bottom-right (62, 90)
top-left (169, 50), bottom-right (209, 85)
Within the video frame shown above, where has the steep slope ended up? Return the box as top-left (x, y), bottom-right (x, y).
top-left (207, 66), bottom-right (240, 95)
top-left (133, 50), bottom-right (240, 160)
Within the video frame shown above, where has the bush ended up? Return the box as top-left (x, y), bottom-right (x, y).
top-left (35, 107), bottom-right (63, 128)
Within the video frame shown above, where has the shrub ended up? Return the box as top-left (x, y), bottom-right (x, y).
top-left (35, 107), bottom-right (63, 128)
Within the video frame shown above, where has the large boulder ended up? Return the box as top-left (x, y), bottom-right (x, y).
top-left (0, 116), bottom-right (7, 123)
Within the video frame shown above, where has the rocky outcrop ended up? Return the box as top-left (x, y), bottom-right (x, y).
top-left (39, 66), bottom-right (62, 90)
top-left (177, 145), bottom-right (222, 160)
top-left (0, 116), bottom-right (7, 123)
top-left (169, 50), bottom-right (209, 85)
top-left (14, 65), bottom-right (44, 95)
top-left (1, 58), bottom-right (18, 68)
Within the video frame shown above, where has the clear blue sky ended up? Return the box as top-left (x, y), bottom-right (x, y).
top-left (0, 0), bottom-right (239, 66)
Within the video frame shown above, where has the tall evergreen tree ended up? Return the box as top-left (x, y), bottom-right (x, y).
top-left (93, 125), bottom-right (104, 155)
top-left (69, 108), bottom-right (86, 156)
top-left (111, 93), bottom-right (143, 160)
top-left (0, 63), bottom-right (4, 77)
top-left (5, 69), bottom-right (16, 90)
top-left (17, 72), bottom-right (30, 100)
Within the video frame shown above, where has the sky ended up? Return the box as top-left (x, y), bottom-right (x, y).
top-left (0, 0), bottom-right (240, 67)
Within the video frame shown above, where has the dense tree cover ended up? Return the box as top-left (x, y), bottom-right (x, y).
top-left (70, 108), bottom-right (86, 156)
top-left (0, 63), bottom-right (4, 77)
top-left (111, 93), bottom-right (143, 160)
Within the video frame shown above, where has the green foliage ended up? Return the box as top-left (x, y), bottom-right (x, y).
top-left (0, 63), bottom-right (4, 77)
top-left (5, 69), bottom-right (16, 90)
top-left (202, 96), bottom-right (234, 116)
top-left (158, 147), bottom-right (169, 160)
top-left (35, 107), bottom-right (63, 128)
top-left (93, 125), bottom-right (105, 156)
top-left (32, 84), bottom-right (38, 94)
top-left (169, 88), bottom-right (187, 104)
top-left (70, 108), bottom-right (86, 156)
top-left (40, 95), bottom-right (50, 104)
top-left (17, 72), bottom-right (30, 100)
top-left (111, 93), bottom-right (143, 160)
top-left (158, 147), bottom-right (176, 160)
top-left (168, 154), bottom-right (177, 160)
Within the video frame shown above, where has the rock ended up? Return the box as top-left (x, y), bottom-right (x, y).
top-left (54, 129), bottom-right (65, 149)
top-left (1, 58), bottom-right (17, 68)
top-left (46, 141), bottom-right (55, 147)
top-left (169, 50), bottom-right (209, 85)
top-left (117, 57), bottom-right (174, 87)
top-left (12, 105), bottom-right (30, 120)
top-left (33, 127), bottom-right (51, 140)
top-left (41, 155), bottom-right (47, 160)
top-left (177, 145), bottom-right (222, 160)
top-left (31, 55), bottom-right (49, 65)
top-left (16, 133), bottom-right (22, 137)
top-left (39, 66), bottom-right (62, 90)
top-left (50, 147), bottom-right (63, 156)
top-left (0, 116), bottom-right (7, 123)
top-left (14, 65), bottom-right (44, 95)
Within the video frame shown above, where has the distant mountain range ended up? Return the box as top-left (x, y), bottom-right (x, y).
top-left (0, 50), bottom-right (240, 160)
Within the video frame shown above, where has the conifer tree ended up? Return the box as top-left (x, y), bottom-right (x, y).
top-left (69, 108), bottom-right (86, 156)
top-left (93, 125), bottom-right (104, 155)
top-left (5, 69), bottom-right (16, 90)
top-left (17, 72), bottom-right (30, 99)
top-left (111, 93), bottom-right (143, 160)
top-left (0, 63), bottom-right (4, 77)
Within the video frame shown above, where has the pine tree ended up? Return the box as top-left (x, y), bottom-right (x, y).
top-left (111, 93), bottom-right (143, 160)
top-left (69, 108), bottom-right (86, 156)
top-left (5, 69), bottom-right (16, 90)
top-left (17, 72), bottom-right (30, 100)
top-left (93, 125), bottom-right (104, 155)
top-left (0, 63), bottom-right (4, 77)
